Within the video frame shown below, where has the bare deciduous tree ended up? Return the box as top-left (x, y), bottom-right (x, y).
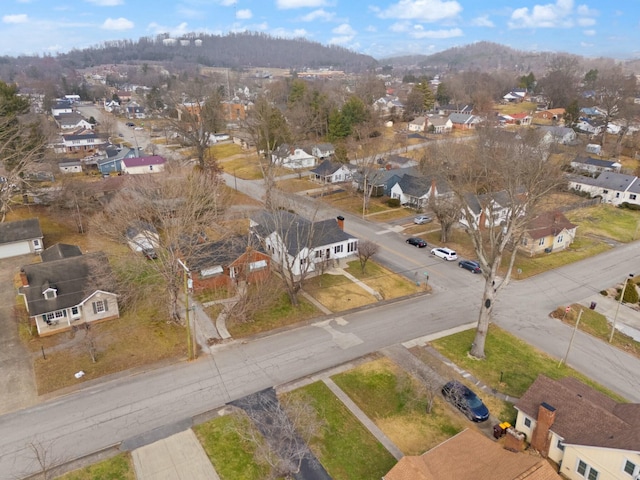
top-left (357, 240), bottom-right (379, 274)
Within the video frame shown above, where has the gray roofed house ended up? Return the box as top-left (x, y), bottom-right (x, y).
top-left (570, 155), bottom-right (621, 175)
top-left (18, 250), bottom-right (119, 336)
top-left (250, 210), bottom-right (358, 278)
top-left (352, 166), bottom-right (419, 197)
top-left (310, 159), bottom-right (354, 184)
top-left (58, 160), bottom-right (83, 174)
top-left (0, 218), bottom-right (43, 259)
top-left (460, 190), bottom-right (521, 229)
top-left (122, 155), bottom-right (166, 175)
top-left (389, 174), bottom-right (452, 210)
top-left (514, 375), bottom-right (640, 475)
top-left (40, 243), bottom-right (82, 262)
top-left (568, 172), bottom-right (640, 206)
top-left (97, 146), bottom-right (144, 175)
top-left (311, 143), bottom-right (335, 159)
top-left (539, 126), bottom-right (577, 145)
top-left (448, 113), bottom-right (480, 129)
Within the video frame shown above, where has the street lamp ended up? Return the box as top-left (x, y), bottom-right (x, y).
top-left (177, 258), bottom-right (195, 360)
top-left (610, 273), bottom-right (634, 343)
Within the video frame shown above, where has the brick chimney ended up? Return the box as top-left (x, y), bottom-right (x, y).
top-left (336, 215), bottom-right (345, 230)
top-left (531, 402), bottom-right (556, 457)
top-left (504, 427), bottom-right (526, 452)
top-left (19, 268), bottom-right (29, 287)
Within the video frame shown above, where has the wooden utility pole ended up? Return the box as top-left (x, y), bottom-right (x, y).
top-left (560, 309), bottom-right (582, 367)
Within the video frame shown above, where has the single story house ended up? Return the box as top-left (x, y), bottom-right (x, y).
top-left (383, 428), bottom-right (561, 480)
top-left (568, 172), bottom-right (640, 207)
top-left (534, 108), bottom-right (565, 121)
top-left (390, 174), bottom-right (451, 210)
top-left (575, 118), bottom-right (603, 135)
top-left (408, 116), bottom-right (427, 132)
top-left (427, 115), bottom-right (452, 134)
top-left (570, 156), bottom-right (621, 175)
top-left (310, 159), bottom-right (354, 184)
top-left (539, 126), bottom-right (577, 145)
top-left (51, 100), bottom-right (72, 116)
top-left (18, 249), bottom-right (119, 336)
top-left (122, 155), bottom-right (166, 175)
top-left (449, 113), bottom-right (480, 129)
top-left (311, 143), bottom-right (335, 160)
top-left (352, 166), bottom-right (418, 197)
top-left (54, 112), bottom-right (92, 131)
top-left (515, 375), bottom-right (640, 480)
top-left (58, 160), bottom-right (83, 174)
top-left (186, 237), bottom-right (271, 291)
top-left (97, 146), bottom-right (144, 175)
top-left (437, 103), bottom-right (474, 115)
top-left (250, 210), bottom-right (358, 278)
top-left (520, 211), bottom-right (578, 256)
top-left (126, 105), bottom-right (146, 119)
top-left (271, 145), bottom-right (316, 169)
top-left (382, 154), bottom-right (418, 169)
top-left (503, 89), bottom-right (528, 102)
top-left (0, 218), bottom-right (43, 259)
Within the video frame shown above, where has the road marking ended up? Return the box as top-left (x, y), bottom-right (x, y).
top-left (313, 318), bottom-right (362, 349)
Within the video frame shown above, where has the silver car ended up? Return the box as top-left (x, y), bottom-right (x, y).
top-left (414, 215), bottom-right (432, 224)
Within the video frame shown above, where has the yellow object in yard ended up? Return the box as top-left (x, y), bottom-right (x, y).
top-left (500, 422), bottom-right (512, 430)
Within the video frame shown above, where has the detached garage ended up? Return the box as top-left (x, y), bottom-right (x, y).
top-left (0, 218), bottom-right (44, 259)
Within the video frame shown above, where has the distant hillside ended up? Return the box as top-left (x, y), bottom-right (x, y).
top-left (383, 41), bottom-right (575, 74)
top-left (56, 32), bottom-right (376, 72)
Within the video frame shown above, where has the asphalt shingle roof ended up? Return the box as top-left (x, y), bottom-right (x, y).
top-left (0, 218), bottom-right (42, 244)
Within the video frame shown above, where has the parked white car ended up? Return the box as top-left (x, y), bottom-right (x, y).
top-left (431, 247), bottom-right (457, 261)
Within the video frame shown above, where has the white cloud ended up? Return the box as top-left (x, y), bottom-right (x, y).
top-left (378, 0), bottom-right (462, 22)
top-left (471, 15), bottom-right (494, 27)
top-left (219, 0), bottom-right (237, 5)
top-left (410, 27), bottom-right (463, 39)
top-left (577, 17), bottom-right (595, 26)
top-left (365, 25), bottom-right (377, 32)
top-left (85, 0), bottom-right (124, 5)
top-left (276, 0), bottom-right (328, 9)
top-left (236, 9), bottom-right (252, 19)
top-left (583, 29), bottom-right (595, 36)
top-left (577, 5), bottom-right (598, 16)
top-left (389, 22), bottom-right (410, 32)
top-left (147, 21), bottom-right (190, 37)
top-left (508, 0), bottom-right (575, 29)
top-left (102, 17), bottom-right (134, 30)
top-left (3, 14), bottom-right (28, 24)
top-left (332, 23), bottom-right (355, 36)
top-left (270, 27), bottom-right (309, 38)
top-left (300, 9), bottom-right (335, 22)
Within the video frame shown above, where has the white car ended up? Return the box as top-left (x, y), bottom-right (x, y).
top-left (414, 215), bottom-right (432, 225)
top-left (431, 247), bottom-right (458, 261)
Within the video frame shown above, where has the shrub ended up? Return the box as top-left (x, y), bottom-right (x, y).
top-left (600, 290), bottom-right (608, 296)
top-left (619, 202), bottom-right (640, 211)
top-left (624, 282), bottom-right (639, 304)
top-left (387, 198), bottom-right (400, 208)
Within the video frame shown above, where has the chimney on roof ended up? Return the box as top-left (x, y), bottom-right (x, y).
top-left (19, 268), bottom-right (29, 287)
top-left (336, 215), bottom-right (345, 230)
top-left (531, 402), bottom-right (556, 457)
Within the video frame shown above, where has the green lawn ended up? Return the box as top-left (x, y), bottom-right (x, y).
top-left (284, 382), bottom-right (397, 480)
top-left (430, 324), bottom-right (627, 402)
top-left (566, 204), bottom-right (640, 243)
top-left (194, 413), bottom-right (271, 480)
top-left (56, 454), bottom-right (134, 480)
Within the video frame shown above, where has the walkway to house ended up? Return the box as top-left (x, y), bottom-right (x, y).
top-left (326, 267), bottom-right (383, 300)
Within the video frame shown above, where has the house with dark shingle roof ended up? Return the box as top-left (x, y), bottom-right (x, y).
top-left (0, 218), bottom-right (43, 259)
top-left (122, 155), bottom-right (166, 175)
top-left (520, 211), bottom-right (577, 256)
top-left (389, 174), bottom-right (452, 210)
top-left (18, 248), bottom-right (119, 336)
top-left (250, 210), bottom-right (358, 278)
top-left (448, 112), bottom-right (480, 129)
top-left (568, 172), bottom-right (640, 206)
top-left (570, 155), bottom-right (621, 175)
top-left (460, 190), bottom-right (524, 229)
top-left (515, 375), bottom-right (640, 480)
top-left (310, 159), bottom-right (354, 184)
top-left (383, 428), bottom-right (562, 480)
top-left (185, 236), bottom-right (271, 291)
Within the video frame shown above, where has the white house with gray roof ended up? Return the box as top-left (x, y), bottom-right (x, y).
top-left (0, 218), bottom-right (43, 259)
top-left (390, 174), bottom-right (452, 210)
top-left (568, 172), bottom-right (640, 206)
top-left (570, 156), bottom-right (621, 175)
top-left (250, 210), bottom-right (358, 278)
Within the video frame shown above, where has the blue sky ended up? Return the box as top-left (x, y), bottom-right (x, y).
top-left (0, 0), bottom-right (638, 60)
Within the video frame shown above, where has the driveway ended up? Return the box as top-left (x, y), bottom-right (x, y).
top-left (0, 255), bottom-right (37, 414)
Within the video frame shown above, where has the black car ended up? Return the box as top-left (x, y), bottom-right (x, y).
top-left (441, 380), bottom-right (490, 422)
top-left (126, 122), bottom-right (135, 127)
top-left (406, 237), bottom-right (427, 248)
top-left (459, 260), bottom-right (482, 274)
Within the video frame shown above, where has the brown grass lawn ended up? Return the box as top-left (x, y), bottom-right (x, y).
top-left (210, 142), bottom-right (245, 159)
top-left (276, 178), bottom-right (318, 193)
top-left (365, 207), bottom-right (412, 222)
top-left (30, 296), bottom-right (186, 394)
top-left (565, 204), bottom-right (640, 243)
top-left (305, 273), bottom-right (379, 311)
top-left (321, 191), bottom-right (395, 216)
top-left (345, 260), bottom-right (421, 299)
top-left (494, 102), bottom-right (537, 115)
top-left (219, 156), bottom-right (263, 180)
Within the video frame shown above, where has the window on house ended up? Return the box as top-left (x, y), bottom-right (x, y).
top-left (603, 189), bottom-right (609, 194)
top-left (300, 258), bottom-right (307, 267)
top-left (624, 460), bottom-right (637, 476)
top-left (347, 241), bottom-right (357, 253)
top-left (616, 192), bottom-right (620, 198)
top-left (556, 439), bottom-right (564, 451)
top-left (575, 185), bottom-right (582, 191)
top-left (71, 306), bottom-right (80, 316)
top-left (93, 300), bottom-right (109, 314)
top-left (315, 250), bottom-right (322, 258)
top-left (44, 290), bottom-right (56, 299)
top-left (249, 260), bottom-right (267, 271)
top-left (538, 238), bottom-right (545, 246)
top-left (577, 460), bottom-right (599, 480)
top-left (557, 235), bottom-right (564, 243)
top-left (46, 312), bottom-right (55, 321)
top-left (334, 245), bottom-right (343, 254)
top-left (630, 194), bottom-right (637, 200)
top-left (524, 417), bottom-right (531, 428)
top-left (55, 310), bottom-right (64, 319)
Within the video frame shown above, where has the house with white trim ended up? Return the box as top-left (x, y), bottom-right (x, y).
top-left (122, 155), bottom-right (166, 175)
top-left (58, 129), bottom-right (106, 153)
top-left (271, 145), bottom-right (316, 169)
top-left (568, 172), bottom-right (640, 207)
top-left (459, 190), bottom-right (523, 229)
top-left (0, 218), bottom-right (43, 259)
top-left (570, 156), bottom-right (621, 175)
top-left (310, 159), bottom-right (354, 184)
top-left (390, 174), bottom-right (452, 210)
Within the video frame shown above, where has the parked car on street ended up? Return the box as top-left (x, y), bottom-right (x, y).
top-left (126, 122), bottom-right (135, 127)
top-left (431, 247), bottom-right (457, 261)
top-left (459, 259), bottom-right (482, 273)
top-left (406, 237), bottom-right (427, 248)
top-left (414, 215), bottom-right (432, 225)
top-left (441, 380), bottom-right (490, 422)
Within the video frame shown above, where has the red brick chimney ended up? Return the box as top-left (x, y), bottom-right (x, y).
top-left (19, 268), bottom-right (29, 287)
top-left (531, 402), bottom-right (556, 457)
top-left (336, 215), bottom-right (345, 230)
top-left (504, 427), bottom-right (526, 452)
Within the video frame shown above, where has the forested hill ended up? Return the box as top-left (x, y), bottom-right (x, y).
top-left (57, 32), bottom-right (377, 72)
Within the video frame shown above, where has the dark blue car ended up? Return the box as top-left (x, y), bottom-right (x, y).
top-left (441, 380), bottom-right (490, 422)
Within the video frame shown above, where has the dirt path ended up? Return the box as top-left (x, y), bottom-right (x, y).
top-left (0, 256), bottom-right (38, 414)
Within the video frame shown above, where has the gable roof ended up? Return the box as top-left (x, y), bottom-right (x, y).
top-left (311, 159), bottom-right (351, 176)
top-left (539, 126), bottom-right (574, 137)
top-left (464, 190), bottom-right (512, 215)
top-left (428, 116), bottom-right (451, 127)
top-left (526, 211), bottom-right (577, 240)
top-left (122, 155), bottom-right (166, 168)
top-left (592, 172), bottom-right (638, 191)
top-left (251, 210), bottom-right (356, 256)
top-left (571, 156), bottom-right (620, 169)
top-left (448, 112), bottom-right (478, 124)
top-left (515, 375), bottom-right (640, 451)
top-left (188, 236), bottom-right (264, 271)
top-left (384, 429), bottom-right (561, 480)
top-left (40, 243), bottom-right (82, 262)
top-left (0, 218), bottom-right (42, 244)
top-left (19, 252), bottom-right (114, 316)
